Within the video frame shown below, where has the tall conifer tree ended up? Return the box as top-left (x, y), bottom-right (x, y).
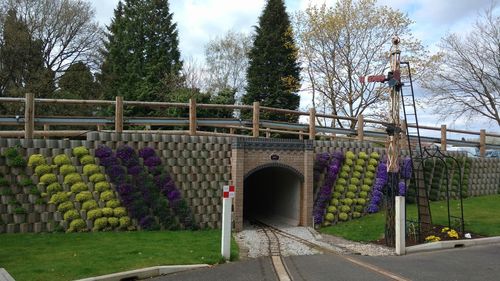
top-left (100, 0), bottom-right (182, 114)
top-left (243, 0), bottom-right (301, 122)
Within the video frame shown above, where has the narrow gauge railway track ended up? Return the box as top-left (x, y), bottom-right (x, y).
top-left (250, 220), bottom-right (410, 281)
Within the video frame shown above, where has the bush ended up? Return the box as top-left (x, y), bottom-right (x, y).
top-left (90, 173), bottom-right (106, 183)
top-left (40, 173), bottom-right (57, 185)
top-left (68, 219), bottom-right (86, 233)
top-left (356, 159), bottom-right (365, 166)
top-left (63, 209), bottom-right (80, 221)
top-left (35, 164), bottom-right (52, 176)
top-left (57, 201), bottom-right (74, 213)
top-left (49, 192), bottom-right (70, 205)
top-left (342, 198), bottom-right (353, 206)
top-left (327, 206), bottom-right (337, 213)
top-left (94, 181), bottom-right (110, 192)
top-left (345, 151), bottom-right (355, 159)
top-left (100, 190), bottom-right (115, 201)
top-left (359, 191), bottom-right (368, 198)
top-left (28, 154), bottom-right (46, 167)
top-left (363, 178), bottom-right (373, 185)
top-left (72, 146), bottom-right (89, 158)
top-left (334, 185), bottom-right (345, 192)
top-left (113, 207), bottom-right (127, 217)
top-left (325, 213), bottom-right (335, 222)
top-left (47, 182), bottom-right (62, 194)
top-left (0, 177), bottom-right (9, 187)
top-left (19, 178), bottom-right (34, 187)
top-left (108, 217), bottom-right (119, 227)
top-left (80, 155), bottom-right (95, 165)
top-left (350, 178), bottom-right (360, 185)
top-left (102, 207), bottom-right (114, 217)
top-left (358, 152), bottom-right (368, 160)
top-left (59, 164), bottom-right (76, 176)
top-left (357, 198), bottom-right (366, 205)
top-left (368, 159), bottom-right (378, 166)
top-left (3, 147), bottom-right (19, 159)
top-left (87, 209), bottom-right (103, 220)
top-left (354, 205), bottom-right (364, 212)
top-left (71, 182), bottom-right (88, 193)
top-left (53, 154), bottom-right (71, 166)
top-left (365, 171), bottom-right (374, 179)
top-left (352, 212), bottom-right (361, 218)
top-left (83, 164), bottom-right (100, 176)
top-left (64, 173), bottom-right (82, 185)
top-left (345, 158), bottom-right (353, 166)
top-left (119, 216), bottom-right (131, 228)
top-left (82, 200), bottom-right (98, 211)
top-left (370, 152), bottom-right (380, 160)
top-left (346, 191), bottom-right (356, 199)
top-left (106, 199), bottom-right (121, 208)
top-left (339, 212), bottom-right (349, 221)
top-left (341, 165), bottom-right (351, 173)
top-left (75, 191), bottom-right (92, 202)
top-left (348, 185), bottom-right (357, 192)
top-left (330, 198), bottom-right (339, 206)
top-left (10, 156), bottom-right (27, 168)
top-left (340, 205), bottom-right (351, 212)
top-left (354, 165), bottom-right (364, 172)
top-left (367, 165), bottom-right (376, 172)
top-left (339, 171), bottom-right (349, 179)
top-left (93, 217), bottom-right (108, 231)
top-left (352, 171), bottom-right (361, 179)
top-left (332, 192), bottom-right (341, 199)
top-left (337, 178), bottom-right (347, 185)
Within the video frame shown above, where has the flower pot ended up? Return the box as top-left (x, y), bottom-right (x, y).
top-left (19, 223), bottom-right (30, 233)
top-left (34, 204), bottom-right (46, 213)
top-left (11, 185), bottom-right (21, 194)
top-left (13, 214), bottom-right (26, 224)
top-left (54, 211), bottom-right (62, 221)
top-left (1, 195), bottom-right (12, 205)
top-left (6, 223), bottom-right (17, 233)
top-left (47, 204), bottom-right (56, 212)
top-left (28, 213), bottom-right (38, 223)
top-left (33, 222), bottom-right (43, 233)
top-left (1, 213), bottom-right (12, 224)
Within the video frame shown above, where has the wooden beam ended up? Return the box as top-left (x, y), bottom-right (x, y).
top-left (309, 108), bottom-right (316, 140)
top-left (253, 101), bottom-right (260, 138)
top-left (357, 114), bottom-right (364, 142)
top-left (441, 125), bottom-right (447, 151)
top-left (24, 93), bottom-right (34, 140)
top-left (479, 129), bottom-right (486, 157)
top-left (189, 98), bottom-right (197, 136)
top-left (115, 96), bottom-right (123, 133)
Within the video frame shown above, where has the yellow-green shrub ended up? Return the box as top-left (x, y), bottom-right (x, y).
top-left (93, 217), bottom-right (108, 231)
top-left (63, 209), bottom-right (80, 221)
top-left (370, 152), bottom-right (380, 160)
top-left (102, 207), bottom-right (114, 217)
top-left (64, 173), bottom-right (82, 185)
top-left (83, 164), bottom-right (100, 176)
top-left (71, 182), bottom-right (88, 193)
top-left (113, 207), bottom-right (127, 217)
top-left (94, 181), bottom-right (110, 192)
top-left (358, 152), bottom-right (368, 160)
top-left (28, 154), bottom-right (46, 168)
top-left (82, 200), bottom-right (98, 211)
top-left (53, 154), bottom-right (71, 166)
top-left (35, 164), bottom-right (52, 176)
top-left (80, 155), bottom-right (95, 165)
top-left (345, 151), bottom-right (355, 159)
top-left (47, 182), bottom-right (62, 193)
top-left (57, 201), bottom-right (74, 213)
top-left (106, 199), bottom-right (120, 208)
top-left (59, 164), bottom-right (76, 176)
top-left (100, 190), bottom-right (115, 201)
top-left (72, 146), bottom-right (89, 158)
top-left (108, 217), bottom-right (119, 227)
top-left (68, 219), bottom-right (86, 233)
top-left (40, 173), bottom-right (57, 185)
top-left (325, 213), bottom-right (335, 222)
top-left (89, 173), bottom-right (106, 183)
top-left (75, 191), bottom-right (92, 202)
top-left (49, 192), bottom-right (70, 204)
top-left (87, 209), bottom-right (103, 220)
top-left (119, 216), bottom-right (131, 228)
top-left (339, 212), bottom-right (349, 221)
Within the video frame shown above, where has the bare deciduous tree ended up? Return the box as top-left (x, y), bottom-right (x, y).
top-left (0, 0), bottom-right (103, 75)
top-left (421, 4), bottom-right (499, 126)
top-left (204, 30), bottom-right (251, 99)
top-left (294, 0), bottom-right (430, 129)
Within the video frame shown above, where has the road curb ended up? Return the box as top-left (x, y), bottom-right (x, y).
top-left (0, 268), bottom-right (15, 281)
top-left (406, 236), bottom-right (500, 254)
top-left (74, 264), bottom-right (210, 281)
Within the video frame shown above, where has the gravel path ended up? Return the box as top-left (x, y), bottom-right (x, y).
top-left (235, 219), bottom-right (394, 259)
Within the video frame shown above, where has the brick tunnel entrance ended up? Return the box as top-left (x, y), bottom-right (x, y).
top-left (243, 166), bottom-right (302, 226)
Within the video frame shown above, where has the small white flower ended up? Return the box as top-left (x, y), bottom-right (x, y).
top-left (465, 233), bottom-right (472, 239)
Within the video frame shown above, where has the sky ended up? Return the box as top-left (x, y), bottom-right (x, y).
top-left (88, 0), bottom-right (499, 135)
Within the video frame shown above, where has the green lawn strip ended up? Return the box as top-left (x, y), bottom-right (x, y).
top-left (0, 230), bottom-right (238, 281)
top-left (320, 195), bottom-right (500, 241)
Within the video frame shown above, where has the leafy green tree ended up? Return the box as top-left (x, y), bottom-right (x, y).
top-left (243, 0), bottom-right (301, 122)
top-left (0, 9), bottom-right (54, 114)
top-left (100, 0), bottom-right (182, 116)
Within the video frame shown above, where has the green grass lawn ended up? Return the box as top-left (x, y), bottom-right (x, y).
top-left (0, 230), bottom-right (238, 281)
top-left (320, 195), bottom-right (500, 242)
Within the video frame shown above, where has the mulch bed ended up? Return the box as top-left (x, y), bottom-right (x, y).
top-left (372, 224), bottom-right (486, 247)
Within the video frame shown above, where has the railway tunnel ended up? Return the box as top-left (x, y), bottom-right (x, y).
top-left (243, 165), bottom-right (302, 226)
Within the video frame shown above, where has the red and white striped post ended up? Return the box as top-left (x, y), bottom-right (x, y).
top-left (221, 185), bottom-right (235, 260)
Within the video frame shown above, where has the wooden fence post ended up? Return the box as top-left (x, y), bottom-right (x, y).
top-left (253, 101), bottom-right (260, 138)
top-left (357, 114), bottom-right (364, 142)
top-left (189, 98), bottom-right (197, 136)
top-left (479, 129), bottom-right (486, 157)
top-left (309, 108), bottom-right (316, 140)
top-left (24, 93), bottom-right (34, 139)
top-left (441, 125), bottom-right (447, 151)
top-left (115, 96), bottom-right (123, 133)
top-left (43, 124), bottom-right (50, 140)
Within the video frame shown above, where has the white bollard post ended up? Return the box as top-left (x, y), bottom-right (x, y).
top-left (395, 196), bottom-right (406, 255)
top-left (221, 185), bottom-right (235, 260)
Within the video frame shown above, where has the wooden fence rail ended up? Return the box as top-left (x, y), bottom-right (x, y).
top-left (0, 94), bottom-right (499, 155)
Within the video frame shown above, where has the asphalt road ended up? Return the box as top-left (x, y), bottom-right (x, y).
top-left (151, 243), bottom-right (500, 281)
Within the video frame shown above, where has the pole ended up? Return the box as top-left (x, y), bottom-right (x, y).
top-left (221, 185), bottom-right (235, 260)
top-left (24, 93), bottom-right (35, 140)
top-left (395, 196), bottom-right (406, 255)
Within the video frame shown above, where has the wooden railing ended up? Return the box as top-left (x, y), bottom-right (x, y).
top-left (0, 93), bottom-right (499, 155)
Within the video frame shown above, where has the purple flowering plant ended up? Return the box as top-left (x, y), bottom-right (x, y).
top-left (138, 147), bottom-right (156, 159)
top-left (95, 145), bottom-right (112, 158)
top-left (367, 161), bottom-right (388, 213)
top-left (99, 156), bottom-right (120, 167)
